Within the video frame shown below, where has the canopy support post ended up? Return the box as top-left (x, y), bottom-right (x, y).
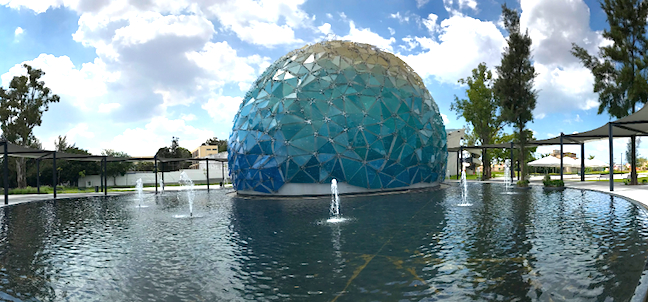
top-left (206, 158), bottom-right (210, 191)
top-left (581, 143), bottom-right (585, 182)
top-left (37, 159), bottom-right (40, 194)
top-left (100, 159), bottom-right (104, 193)
top-left (52, 152), bottom-right (57, 199)
top-left (103, 157), bottom-right (107, 196)
top-left (560, 132), bottom-right (565, 181)
top-left (481, 148), bottom-right (486, 181)
top-left (3, 142), bottom-right (8, 205)
top-left (510, 142), bottom-right (514, 183)
top-left (154, 156), bottom-right (158, 194)
top-left (609, 123), bottom-right (614, 191)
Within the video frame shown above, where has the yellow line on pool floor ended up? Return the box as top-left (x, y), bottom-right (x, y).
top-left (329, 198), bottom-right (434, 302)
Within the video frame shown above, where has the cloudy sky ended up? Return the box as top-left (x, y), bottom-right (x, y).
top-left (0, 0), bottom-right (640, 163)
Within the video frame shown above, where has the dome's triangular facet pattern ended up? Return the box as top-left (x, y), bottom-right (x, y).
top-left (228, 41), bottom-right (447, 193)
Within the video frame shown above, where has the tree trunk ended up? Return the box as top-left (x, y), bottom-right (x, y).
top-left (15, 158), bottom-right (26, 188)
top-left (519, 128), bottom-right (525, 182)
top-left (631, 135), bottom-right (638, 185)
top-left (483, 151), bottom-right (491, 180)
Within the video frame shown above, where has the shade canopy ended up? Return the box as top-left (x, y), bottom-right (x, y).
top-left (528, 156), bottom-right (579, 168)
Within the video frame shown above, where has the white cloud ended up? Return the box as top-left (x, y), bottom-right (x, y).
top-left (318, 23), bottom-right (333, 35)
top-left (101, 116), bottom-right (214, 156)
top-left (400, 15), bottom-right (505, 84)
top-left (66, 122), bottom-right (95, 140)
top-left (98, 103), bottom-right (121, 113)
top-left (388, 27), bottom-right (395, 35)
top-left (202, 95), bottom-right (243, 124)
top-left (14, 26), bottom-right (23, 37)
top-left (416, 0), bottom-right (430, 8)
top-left (400, 36), bottom-right (418, 51)
top-left (341, 21), bottom-right (395, 52)
top-left (422, 13), bottom-right (439, 33)
top-left (1, 54), bottom-right (119, 110)
top-left (205, 0), bottom-right (310, 47)
top-left (441, 113), bottom-right (450, 125)
top-left (390, 12), bottom-right (410, 23)
top-left (443, 0), bottom-right (478, 16)
top-left (187, 41), bottom-right (271, 92)
top-left (0, 0), bottom-right (67, 13)
top-left (181, 113), bottom-right (196, 121)
top-left (520, 0), bottom-right (605, 117)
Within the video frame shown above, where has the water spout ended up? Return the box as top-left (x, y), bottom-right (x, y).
top-left (179, 172), bottom-right (195, 217)
top-left (330, 179), bottom-right (340, 219)
top-left (326, 179), bottom-right (345, 223)
top-left (504, 159), bottom-right (512, 191)
top-left (458, 167), bottom-right (471, 206)
top-left (136, 178), bottom-right (144, 207)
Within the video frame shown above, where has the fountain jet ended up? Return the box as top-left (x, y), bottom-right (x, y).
top-left (179, 172), bottom-right (195, 217)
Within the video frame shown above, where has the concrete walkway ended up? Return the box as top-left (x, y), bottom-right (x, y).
top-left (447, 175), bottom-right (648, 209)
top-left (0, 184), bottom-right (233, 208)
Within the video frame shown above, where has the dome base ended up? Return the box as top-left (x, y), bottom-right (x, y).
top-left (235, 181), bottom-right (441, 197)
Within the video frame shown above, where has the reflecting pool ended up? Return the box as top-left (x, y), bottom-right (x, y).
top-left (1, 183), bottom-right (648, 301)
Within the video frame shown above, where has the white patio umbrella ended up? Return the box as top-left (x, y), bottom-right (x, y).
top-left (528, 156), bottom-right (579, 168)
top-left (584, 158), bottom-right (608, 168)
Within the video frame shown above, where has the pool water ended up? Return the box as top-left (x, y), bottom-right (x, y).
top-left (0, 183), bottom-right (647, 301)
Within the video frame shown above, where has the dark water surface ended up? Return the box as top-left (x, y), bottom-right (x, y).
top-left (1, 184), bottom-right (648, 301)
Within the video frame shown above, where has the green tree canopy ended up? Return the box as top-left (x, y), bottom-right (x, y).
top-left (571, 0), bottom-right (648, 184)
top-left (451, 63), bottom-right (502, 180)
top-left (493, 4), bottom-right (537, 182)
top-left (0, 64), bottom-right (59, 187)
top-left (102, 149), bottom-right (132, 184)
top-left (203, 137), bottom-right (228, 152)
top-left (491, 131), bottom-right (538, 165)
top-left (156, 136), bottom-right (192, 171)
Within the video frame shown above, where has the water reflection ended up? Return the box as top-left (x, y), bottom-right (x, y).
top-left (0, 185), bottom-right (646, 301)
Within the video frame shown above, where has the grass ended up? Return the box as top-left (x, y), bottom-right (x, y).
top-left (587, 176), bottom-right (648, 183)
top-left (0, 186), bottom-right (111, 195)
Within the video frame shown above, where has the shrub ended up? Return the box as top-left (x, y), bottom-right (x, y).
top-left (517, 179), bottom-right (530, 187)
top-left (543, 178), bottom-right (564, 187)
top-left (643, 179), bottom-right (647, 185)
top-left (542, 174), bottom-right (551, 186)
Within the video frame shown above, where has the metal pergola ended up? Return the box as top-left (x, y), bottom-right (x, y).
top-left (0, 142), bottom-right (228, 205)
top-left (452, 105), bottom-right (648, 191)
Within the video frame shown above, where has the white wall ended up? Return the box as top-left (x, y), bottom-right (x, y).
top-left (78, 165), bottom-right (229, 188)
top-left (446, 129), bottom-right (465, 177)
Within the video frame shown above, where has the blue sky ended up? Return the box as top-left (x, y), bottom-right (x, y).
top-left (0, 0), bottom-right (640, 164)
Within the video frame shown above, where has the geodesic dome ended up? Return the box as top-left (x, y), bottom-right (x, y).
top-left (228, 41), bottom-right (447, 194)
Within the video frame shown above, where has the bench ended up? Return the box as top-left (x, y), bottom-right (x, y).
top-left (597, 174), bottom-right (610, 180)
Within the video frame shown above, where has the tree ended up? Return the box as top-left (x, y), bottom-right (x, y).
top-left (102, 149), bottom-right (133, 185)
top-left (626, 137), bottom-right (641, 172)
top-left (493, 4), bottom-right (537, 183)
top-left (491, 131), bottom-right (538, 172)
top-left (571, 0), bottom-right (648, 185)
top-left (203, 137), bottom-right (228, 152)
top-left (133, 161), bottom-right (155, 171)
top-left (451, 63), bottom-right (502, 180)
top-left (638, 156), bottom-right (648, 169)
top-left (0, 64), bottom-right (60, 187)
top-left (588, 155), bottom-right (596, 160)
top-left (155, 137), bottom-right (192, 171)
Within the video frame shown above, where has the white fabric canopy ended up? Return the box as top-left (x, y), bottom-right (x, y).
top-left (584, 158), bottom-right (608, 168)
top-left (528, 156), bottom-right (579, 168)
